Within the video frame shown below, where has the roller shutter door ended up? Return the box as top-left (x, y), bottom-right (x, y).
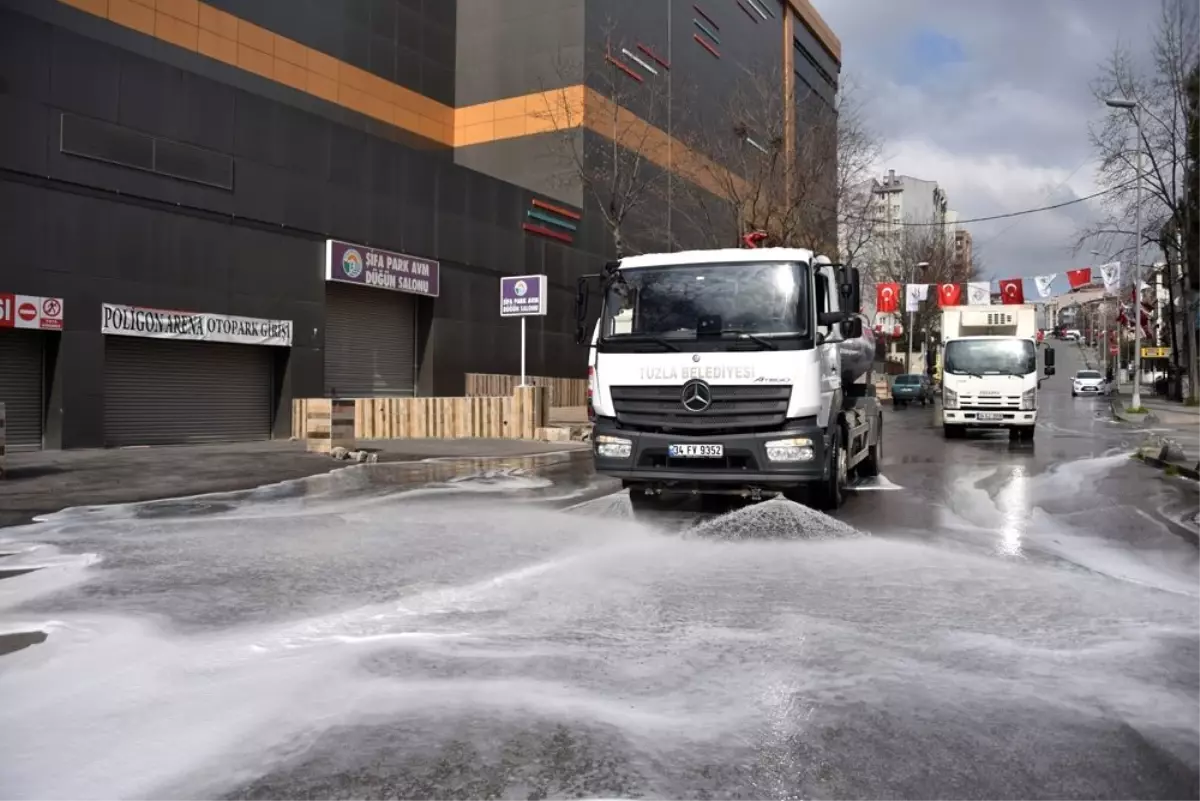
top-left (0, 331), bottom-right (44, 449)
top-left (104, 337), bottom-right (273, 447)
top-left (324, 282), bottom-right (417, 397)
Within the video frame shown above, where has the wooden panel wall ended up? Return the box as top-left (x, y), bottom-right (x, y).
top-left (294, 387), bottom-right (549, 441)
top-left (464, 373), bottom-right (587, 407)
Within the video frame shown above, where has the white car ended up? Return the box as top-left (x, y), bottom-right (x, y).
top-left (1071, 369), bottom-right (1107, 397)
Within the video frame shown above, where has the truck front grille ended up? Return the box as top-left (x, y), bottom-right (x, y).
top-left (609, 384), bottom-right (791, 434)
top-left (959, 394), bottom-right (1021, 409)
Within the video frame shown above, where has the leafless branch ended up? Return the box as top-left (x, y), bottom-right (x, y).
top-left (533, 18), bottom-right (670, 257)
top-left (666, 65), bottom-right (846, 255)
top-left (1078, 0), bottom-right (1198, 290)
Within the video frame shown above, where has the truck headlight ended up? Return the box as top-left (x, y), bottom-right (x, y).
top-left (594, 434), bottom-right (632, 459)
top-left (942, 387), bottom-right (959, 409)
top-left (1021, 388), bottom-right (1036, 410)
top-left (764, 437), bottom-right (815, 462)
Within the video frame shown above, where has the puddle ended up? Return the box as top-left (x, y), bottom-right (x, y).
top-left (0, 456), bottom-right (1195, 800)
top-left (0, 629), bottom-right (47, 656)
top-left (0, 567), bottom-right (41, 581)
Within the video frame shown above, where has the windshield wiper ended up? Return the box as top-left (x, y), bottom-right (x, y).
top-left (949, 370), bottom-right (986, 379)
top-left (717, 329), bottom-right (778, 350)
top-left (613, 334), bottom-right (681, 351)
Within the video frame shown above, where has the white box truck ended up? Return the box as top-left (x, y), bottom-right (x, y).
top-left (939, 305), bottom-right (1056, 440)
top-left (573, 242), bottom-right (883, 513)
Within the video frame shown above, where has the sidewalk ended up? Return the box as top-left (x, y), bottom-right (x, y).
top-left (1108, 383), bottom-right (1200, 472)
top-left (0, 439), bottom-right (589, 529)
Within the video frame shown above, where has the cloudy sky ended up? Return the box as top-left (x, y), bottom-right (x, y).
top-left (813, 0), bottom-right (1164, 290)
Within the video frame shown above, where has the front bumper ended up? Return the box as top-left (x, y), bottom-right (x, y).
top-left (591, 418), bottom-right (828, 489)
top-left (943, 408), bottom-right (1037, 427)
top-left (1073, 383), bottom-right (1106, 395)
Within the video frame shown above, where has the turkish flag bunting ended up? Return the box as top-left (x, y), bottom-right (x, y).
top-left (876, 282), bottom-right (900, 313)
top-left (1066, 268), bottom-right (1092, 289)
top-left (937, 283), bottom-right (962, 307)
top-left (999, 278), bottom-right (1024, 304)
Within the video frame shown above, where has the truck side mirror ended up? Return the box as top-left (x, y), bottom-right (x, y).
top-left (818, 310), bottom-right (848, 328)
top-left (840, 266), bottom-right (862, 312)
top-left (841, 317), bottom-right (863, 339)
top-left (1043, 346), bottom-right (1055, 375)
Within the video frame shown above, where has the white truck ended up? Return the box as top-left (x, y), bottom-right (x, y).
top-left (939, 305), bottom-right (1056, 441)
top-left (572, 242), bottom-right (883, 513)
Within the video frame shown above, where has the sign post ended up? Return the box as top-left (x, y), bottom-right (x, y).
top-left (499, 274), bottom-right (548, 386)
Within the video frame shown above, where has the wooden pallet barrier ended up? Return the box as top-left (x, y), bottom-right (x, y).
top-left (304, 398), bottom-right (356, 453)
top-left (465, 373), bottom-right (587, 408)
top-left (297, 386), bottom-right (549, 444)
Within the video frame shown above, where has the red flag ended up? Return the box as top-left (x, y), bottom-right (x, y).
top-left (937, 283), bottom-right (962, 307)
top-left (876, 282), bottom-right (900, 313)
top-left (1066, 268), bottom-right (1091, 289)
top-left (999, 278), bottom-right (1024, 305)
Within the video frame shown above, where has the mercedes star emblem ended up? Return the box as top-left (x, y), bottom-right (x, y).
top-left (681, 379), bottom-right (712, 412)
top-left (691, 353), bottom-right (701, 362)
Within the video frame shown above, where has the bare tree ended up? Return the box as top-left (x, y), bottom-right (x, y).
top-left (666, 66), bottom-right (855, 255)
top-left (534, 20), bottom-right (670, 257)
top-left (1078, 0), bottom-right (1197, 264)
top-left (834, 75), bottom-right (886, 272)
top-left (1075, 0), bottom-right (1199, 398)
top-left (869, 217), bottom-right (982, 354)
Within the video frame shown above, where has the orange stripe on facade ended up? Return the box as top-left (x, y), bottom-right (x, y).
top-left (60, 0), bottom-right (456, 145)
top-left (55, 0), bottom-right (785, 200)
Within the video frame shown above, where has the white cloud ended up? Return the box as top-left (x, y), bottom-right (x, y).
top-left (814, 0), bottom-right (1162, 280)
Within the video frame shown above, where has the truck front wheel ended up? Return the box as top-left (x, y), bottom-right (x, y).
top-left (808, 429), bottom-right (846, 511)
top-left (944, 424), bottom-right (965, 439)
top-left (1010, 426), bottom-right (1035, 442)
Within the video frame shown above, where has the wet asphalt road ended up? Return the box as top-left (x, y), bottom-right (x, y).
top-left (0, 345), bottom-right (1197, 800)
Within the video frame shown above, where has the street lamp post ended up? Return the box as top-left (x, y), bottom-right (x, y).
top-left (907, 260), bottom-right (930, 373)
top-left (1106, 96), bottom-right (1144, 407)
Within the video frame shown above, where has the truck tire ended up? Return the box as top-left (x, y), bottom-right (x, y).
top-left (857, 415), bottom-right (883, 477)
top-left (810, 428), bottom-right (846, 511)
top-left (943, 424), bottom-right (965, 439)
top-left (1011, 427), bottom-right (1035, 443)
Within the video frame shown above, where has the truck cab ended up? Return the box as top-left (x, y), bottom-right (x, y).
top-left (575, 246), bottom-right (883, 512)
top-left (939, 305), bottom-right (1055, 441)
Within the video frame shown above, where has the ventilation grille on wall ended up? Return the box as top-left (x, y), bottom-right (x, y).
top-left (60, 113), bottom-right (234, 190)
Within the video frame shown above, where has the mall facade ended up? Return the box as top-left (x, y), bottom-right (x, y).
top-left (0, 0), bottom-right (839, 449)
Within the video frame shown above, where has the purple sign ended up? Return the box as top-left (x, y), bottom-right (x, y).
top-left (325, 239), bottom-right (440, 298)
top-left (500, 274), bottom-right (547, 317)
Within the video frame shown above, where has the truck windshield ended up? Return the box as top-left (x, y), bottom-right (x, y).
top-left (944, 339), bottom-right (1037, 376)
top-left (600, 261), bottom-right (808, 343)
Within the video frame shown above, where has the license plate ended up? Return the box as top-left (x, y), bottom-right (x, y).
top-left (977, 412), bottom-right (1003, 421)
top-left (668, 444), bottom-right (724, 458)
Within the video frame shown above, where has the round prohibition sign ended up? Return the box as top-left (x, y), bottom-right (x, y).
top-left (42, 298), bottom-right (62, 316)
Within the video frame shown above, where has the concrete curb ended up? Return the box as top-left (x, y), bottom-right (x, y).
top-left (1131, 452), bottom-right (1200, 481)
top-left (1108, 396), bottom-right (1159, 424)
